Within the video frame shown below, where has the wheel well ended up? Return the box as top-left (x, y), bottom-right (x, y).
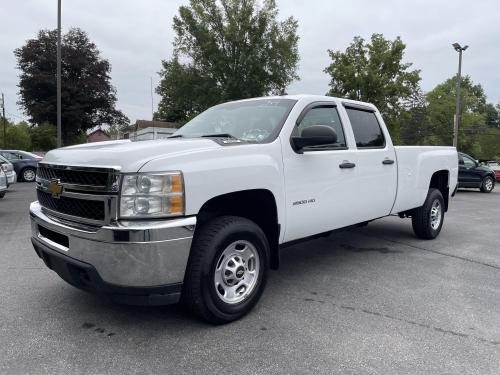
top-left (429, 170), bottom-right (449, 211)
top-left (196, 189), bottom-right (280, 269)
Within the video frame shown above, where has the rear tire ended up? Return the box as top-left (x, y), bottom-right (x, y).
top-left (21, 167), bottom-right (36, 182)
top-left (480, 176), bottom-right (494, 193)
top-left (183, 216), bottom-right (269, 324)
top-left (0, 191), bottom-right (5, 199)
top-left (412, 188), bottom-right (445, 240)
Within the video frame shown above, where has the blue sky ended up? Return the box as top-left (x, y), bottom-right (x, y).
top-left (1, 0), bottom-right (499, 123)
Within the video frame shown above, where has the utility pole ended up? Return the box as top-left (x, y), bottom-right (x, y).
top-left (151, 77), bottom-right (155, 140)
top-left (452, 43), bottom-right (468, 149)
top-left (1, 93), bottom-right (6, 148)
top-left (56, 0), bottom-right (62, 148)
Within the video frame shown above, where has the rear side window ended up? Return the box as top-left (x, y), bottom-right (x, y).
top-left (346, 108), bottom-right (385, 148)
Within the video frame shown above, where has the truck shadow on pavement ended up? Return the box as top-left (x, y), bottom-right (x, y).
top-left (46, 226), bottom-right (413, 331)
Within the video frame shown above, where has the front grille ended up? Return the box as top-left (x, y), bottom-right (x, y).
top-left (37, 190), bottom-right (105, 221)
top-left (37, 165), bottom-right (109, 187)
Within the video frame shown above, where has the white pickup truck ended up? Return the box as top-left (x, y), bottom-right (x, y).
top-left (30, 95), bottom-right (458, 323)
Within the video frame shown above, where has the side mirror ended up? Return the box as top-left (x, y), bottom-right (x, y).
top-left (459, 159), bottom-right (464, 165)
top-left (291, 125), bottom-right (337, 153)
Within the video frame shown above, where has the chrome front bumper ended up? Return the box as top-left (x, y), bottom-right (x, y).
top-left (30, 201), bottom-right (196, 289)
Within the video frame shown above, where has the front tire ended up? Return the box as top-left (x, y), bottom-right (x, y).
top-left (480, 176), bottom-right (494, 193)
top-left (183, 216), bottom-right (269, 324)
top-left (21, 167), bottom-right (36, 182)
top-left (412, 188), bottom-right (445, 240)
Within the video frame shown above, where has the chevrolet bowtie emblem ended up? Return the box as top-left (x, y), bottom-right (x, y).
top-left (47, 179), bottom-right (63, 199)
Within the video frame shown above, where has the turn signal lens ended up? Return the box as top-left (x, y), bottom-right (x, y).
top-left (169, 174), bottom-right (183, 193)
top-left (167, 195), bottom-right (184, 214)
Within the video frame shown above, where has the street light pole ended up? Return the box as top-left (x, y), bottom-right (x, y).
top-left (1, 93), bottom-right (6, 148)
top-left (57, 0), bottom-right (62, 148)
top-left (452, 42), bottom-right (468, 149)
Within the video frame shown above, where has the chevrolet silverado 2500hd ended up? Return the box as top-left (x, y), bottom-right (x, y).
top-left (30, 95), bottom-right (458, 323)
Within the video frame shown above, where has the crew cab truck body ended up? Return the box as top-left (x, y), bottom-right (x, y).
top-left (30, 95), bottom-right (458, 323)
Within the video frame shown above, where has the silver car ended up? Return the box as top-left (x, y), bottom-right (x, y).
top-left (0, 155), bottom-right (17, 186)
top-left (0, 169), bottom-right (7, 198)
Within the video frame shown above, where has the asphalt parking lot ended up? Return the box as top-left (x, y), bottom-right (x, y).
top-left (1, 183), bottom-right (499, 374)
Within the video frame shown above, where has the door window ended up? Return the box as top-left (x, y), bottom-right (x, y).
top-left (295, 105), bottom-right (346, 150)
top-left (346, 108), bottom-right (385, 148)
top-left (462, 155), bottom-right (476, 168)
top-left (1, 152), bottom-right (19, 160)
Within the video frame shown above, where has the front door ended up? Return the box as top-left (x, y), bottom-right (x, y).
top-left (458, 154), bottom-right (482, 187)
top-left (282, 103), bottom-right (359, 242)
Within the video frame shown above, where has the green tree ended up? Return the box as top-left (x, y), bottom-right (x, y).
top-left (30, 122), bottom-right (57, 151)
top-left (324, 34), bottom-right (421, 134)
top-left (15, 28), bottom-right (128, 145)
top-left (484, 103), bottom-right (499, 128)
top-left (156, 0), bottom-right (300, 123)
top-left (155, 57), bottom-right (220, 123)
top-left (426, 76), bottom-right (487, 154)
top-left (476, 129), bottom-right (500, 160)
top-left (397, 88), bottom-right (430, 145)
top-left (0, 120), bottom-right (32, 150)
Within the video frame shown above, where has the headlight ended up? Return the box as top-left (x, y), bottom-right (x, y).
top-left (119, 172), bottom-right (184, 218)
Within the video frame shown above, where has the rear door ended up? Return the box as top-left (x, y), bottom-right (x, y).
top-left (341, 103), bottom-right (397, 222)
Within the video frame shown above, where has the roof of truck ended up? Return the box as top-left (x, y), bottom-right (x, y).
top-left (231, 94), bottom-right (377, 110)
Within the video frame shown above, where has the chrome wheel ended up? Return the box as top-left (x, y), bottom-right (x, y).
top-left (23, 169), bottom-right (36, 182)
top-left (484, 178), bottom-right (493, 192)
top-left (214, 240), bottom-right (260, 304)
top-left (430, 200), bottom-right (442, 230)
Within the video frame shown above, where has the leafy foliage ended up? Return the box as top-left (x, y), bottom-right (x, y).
top-left (426, 76), bottom-right (488, 155)
top-left (484, 103), bottom-right (499, 128)
top-left (0, 120), bottom-right (32, 150)
top-left (155, 0), bottom-right (300, 123)
top-left (155, 57), bottom-right (220, 123)
top-left (324, 34), bottom-right (421, 134)
top-left (15, 28), bottom-right (128, 145)
top-left (397, 88), bottom-right (430, 145)
top-left (30, 122), bottom-right (57, 151)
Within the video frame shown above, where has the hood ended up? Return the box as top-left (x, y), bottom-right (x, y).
top-left (42, 138), bottom-right (221, 172)
top-left (476, 166), bottom-right (495, 174)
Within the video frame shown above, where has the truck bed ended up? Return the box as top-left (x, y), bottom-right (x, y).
top-left (391, 146), bottom-right (458, 214)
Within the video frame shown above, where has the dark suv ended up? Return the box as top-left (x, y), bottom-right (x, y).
top-left (458, 152), bottom-right (496, 193)
top-left (0, 150), bottom-right (42, 182)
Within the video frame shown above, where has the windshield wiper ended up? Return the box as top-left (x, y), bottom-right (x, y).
top-left (201, 133), bottom-right (237, 139)
top-left (168, 134), bottom-right (184, 138)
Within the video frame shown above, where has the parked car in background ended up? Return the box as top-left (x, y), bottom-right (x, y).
top-left (484, 161), bottom-right (500, 181)
top-left (0, 150), bottom-right (42, 182)
top-left (458, 152), bottom-right (496, 193)
top-left (0, 155), bottom-right (17, 186)
top-left (0, 169), bottom-right (7, 198)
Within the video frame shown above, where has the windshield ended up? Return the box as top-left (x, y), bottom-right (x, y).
top-left (20, 151), bottom-right (42, 159)
top-left (172, 99), bottom-right (297, 143)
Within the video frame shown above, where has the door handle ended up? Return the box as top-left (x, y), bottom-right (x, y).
top-left (339, 161), bottom-right (356, 169)
top-left (382, 159), bottom-right (395, 165)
